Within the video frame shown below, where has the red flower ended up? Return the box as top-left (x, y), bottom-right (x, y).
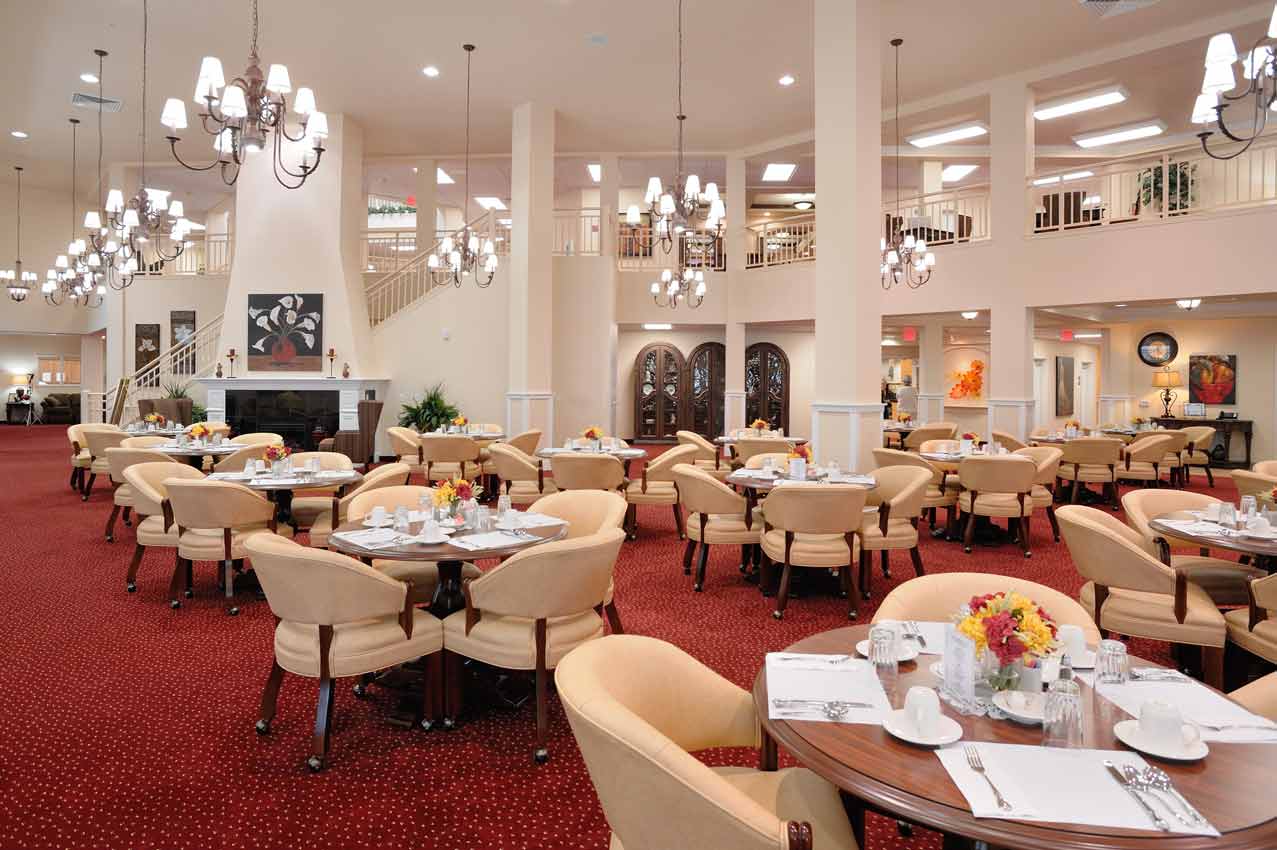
top-left (968, 592), bottom-right (997, 613)
top-left (454, 480), bottom-right (474, 502)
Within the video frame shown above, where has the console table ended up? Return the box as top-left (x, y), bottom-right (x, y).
top-left (1154, 416), bottom-right (1253, 469)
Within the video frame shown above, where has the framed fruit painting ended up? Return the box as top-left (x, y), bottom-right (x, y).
top-left (247, 293), bottom-right (324, 371)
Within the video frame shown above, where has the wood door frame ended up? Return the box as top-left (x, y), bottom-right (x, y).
top-left (687, 341), bottom-right (726, 439)
top-left (633, 342), bottom-right (688, 442)
top-left (745, 341), bottom-right (791, 434)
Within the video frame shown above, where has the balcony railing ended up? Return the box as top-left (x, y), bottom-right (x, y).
top-left (362, 225), bottom-right (511, 275)
top-left (615, 224), bottom-right (726, 272)
top-left (1028, 135), bottom-right (1277, 235)
top-left (553, 208), bottom-right (601, 256)
top-left (883, 184), bottom-right (991, 247)
top-left (165, 234), bottom-right (232, 276)
top-left (745, 214), bottom-right (815, 269)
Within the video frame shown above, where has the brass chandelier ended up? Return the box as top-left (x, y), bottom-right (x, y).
top-left (881, 38), bottom-right (935, 290)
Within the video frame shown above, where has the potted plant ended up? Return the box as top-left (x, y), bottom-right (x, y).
top-left (398, 383), bottom-right (459, 432)
top-left (1138, 161), bottom-right (1196, 215)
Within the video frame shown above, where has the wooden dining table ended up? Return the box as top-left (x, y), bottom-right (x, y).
top-left (753, 624), bottom-right (1277, 850)
top-left (237, 468), bottom-right (363, 528)
top-left (1149, 511), bottom-right (1277, 572)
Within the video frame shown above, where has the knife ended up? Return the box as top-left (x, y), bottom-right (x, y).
top-left (1104, 760), bottom-right (1169, 831)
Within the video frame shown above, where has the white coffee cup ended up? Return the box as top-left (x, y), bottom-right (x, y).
top-left (254, 459), bottom-right (267, 473)
top-left (370, 505), bottom-right (388, 526)
top-left (1138, 699), bottom-right (1201, 753)
top-left (1247, 515), bottom-right (1272, 534)
top-left (1058, 624), bottom-right (1088, 663)
top-left (905, 686), bottom-right (941, 738)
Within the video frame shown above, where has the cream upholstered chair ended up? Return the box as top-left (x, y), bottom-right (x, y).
top-left (903, 422), bottom-right (957, 451)
top-left (1122, 489), bottom-right (1265, 607)
top-left (244, 533), bottom-right (444, 771)
top-left (991, 430), bottom-right (1028, 452)
top-left (624, 444), bottom-right (698, 540)
top-left (506, 429), bottom-right (542, 456)
top-left (120, 460), bottom-right (199, 595)
top-left (1232, 468), bottom-right (1277, 502)
top-left (760, 484), bottom-right (867, 621)
top-left (282, 451), bottom-right (356, 530)
top-left (489, 443), bottom-right (558, 506)
top-left (550, 452), bottom-right (626, 493)
top-left (165, 478), bottom-right (291, 615)
top-left (81, 426), bottom-right (130, 501)
top-left (442, 526), bottom-right (626, 762)
top-left (677, 430), bottom-right (730, 480)
top-left (956, 455), bottom-right (1037, 558)
top-left (419, 433), bottom-right (482, 482)
top-left (345, 485), bottom-right (482, 596)
top-left (1231, 672), bottom-right (1277, 722)
top-left (1056, 436), bottom-right (1123, 509)
top-left (1227, 574), bottom-right (1277, 669)
top-left (210, 444), bottom-right (266, 473)
top-left (67, 424), bottom-right (92, 491)
top-left (103, 447), bottom-right (170, 542)
top-left (230, 432), bottom-right (284, 446)
top-left (387, 426), bottom-right (424, 477)
top-left (1115, 433), bottom-right (1175, 488)
top-left (528, 489), bottom-right (628, 632)
top-left (859, 466), bottom-right (929, 598)
top-left (744, 452), bottom-right (792, 471)
top-left (875, 573), bottom-right (1102, 644)
top-left (872, 448), bottom-right (958, 537)
top-left (557, 634), bottom-right (860, 850)
top-left (1015, 445), bottom-right (1063, 542)
top-left (733, 437), bottom-right (794, 467)
top-left (1057, 505), bottom-right (1226, 688)
top-left (198, 421), bottom-right (232, 438)
top-left (1154, 429), bottom-right (1190, 487)
top-left (674, 464), bottom-right (759, 593)
top-left (121, 434), bottom-right (170, 449)
top-left (1255, 460), bottom-right (1277, 477)
top-left (307, 462), bottom-right (411, 549)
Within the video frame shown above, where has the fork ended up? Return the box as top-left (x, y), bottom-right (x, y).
top-left (773, 653), bottom-right (854, 665)
top-left (964, 746), bottom-right (1012, 811)
top-left (1192, 719), bottom-right (1277, 732)
top-left (906, 621), bottom-right (927, 648)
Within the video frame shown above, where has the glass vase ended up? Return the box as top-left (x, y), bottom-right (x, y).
top-left (980, 650), bottom-right (1019, 692)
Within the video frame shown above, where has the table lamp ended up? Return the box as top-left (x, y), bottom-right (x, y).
top-left (1152, 367), bottom-right (1182, 418)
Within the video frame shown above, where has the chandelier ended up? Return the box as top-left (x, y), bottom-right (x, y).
top-left (47, 119), bottom-right (103, 308)
top-left (162, 0), bottom-right (327, 188)
top-left (426, 44), bottom-right (498, 287)
top-left (881, 38), bottom-right (935, 290)
top-left (80, 49), bottom-right (127, 290)
top-left (1193, 9), bottom-right (1277, 161)
top-left (3, 167), bottom-right (37, 303)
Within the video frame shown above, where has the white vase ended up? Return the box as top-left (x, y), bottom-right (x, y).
top-left (788, 458), bottom-right (807, 480)
top-left (271, 459), bottom-right (287, 478)
top-left (1014, 660), bottom-right (1044, 694)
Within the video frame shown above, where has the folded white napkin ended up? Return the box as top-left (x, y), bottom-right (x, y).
top-left (874, 620), bottom-right (947, 655)
top-left (504, 511), bottom-right (566, 529)
top-left (314, 469), bottom-right (355, 480)
top-left (935, 744), bottom-right (1217, 834)
top-left (448, 531), bottom-right (528, 551)
top-left (736, 468), bottom-right (779, 479)
top-left (1159, 518), bottom-right (1235, 537)
top-left (773, 479), bottom-right (822, 488)
top-left (207, 471), bottom-right (253, 481)
top-left (331, 527), bottom-right (404, 549)
top-left (1096, 679), bottom-right (1277, 743)
top-left (764, 653), bottom-right (891, 724)
top-left (828, 474), bottom-right (876, 486)
top-left (250, 477), bottom-right (303, 486)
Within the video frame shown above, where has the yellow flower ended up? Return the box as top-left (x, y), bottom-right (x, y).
top-left (432, 481), bottom-right (457, 507)
top-left (956, 615), bottom-right (989, 653)
top-left (582, 426), bottom-right (604, 440)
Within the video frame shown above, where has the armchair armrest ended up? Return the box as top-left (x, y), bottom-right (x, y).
top-left (1251, 574), bottom-right (1277, 623)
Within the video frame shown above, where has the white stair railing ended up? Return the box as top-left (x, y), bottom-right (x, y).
top-left (745, 214), bottom-right (816, 269)
top-left (91, 313), bottom-right (225, 423)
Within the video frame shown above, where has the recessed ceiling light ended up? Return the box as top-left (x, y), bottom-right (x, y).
top-left (778, 74), bottom-right (796, 87)
top-left (881, 339), bottom-right (899, 346)
top-left (1114, 303), bottom-right (1128, 307)
top-left (1176, 298), bottom-right (1202, 311)
top-left (422, 65), bottom-right (440, 78)
top-left (587, 163), bottom-right (601, 182)
top-left (1033, 86), bottom-right (1128, 121)
top-left (1061, 170), bottom-right (1094, 181)
top-left (436, 168), bottom-right (454, 184)
top-left (10, 130), bottom-right (28, 139)
top-left (412, 166), bottom-right (418, 173)
top-left (643, 323), bottom-right (672, 331)
top-left (941, 164), bottom-right (978, 182)
top-left (761, 163), bottom-right (798, 182)
top-left (1032, 175), bottom-right (1061, 186)
top-left (762, 211), bottom-right (771, 217)
top-left (80, 72), bottom-right (99, 84)
top-left (906, 122), bottom-right (988, 148)
top-left (475, 196), bottom-right (506, 210)
top-left (1073, 120), bottom-right (1166, 149)
top-left (960, 311), bottom-right (979, 320)
top-left (793, 200), bottom-right (813, 210)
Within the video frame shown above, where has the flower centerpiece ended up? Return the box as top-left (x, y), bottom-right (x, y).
top-left (143, 412), bottom-right (167, 429)
top-left (582, 425), bottom-right (605, 450)
top-left (263, 444), bottom-right (292, 477)
top-left (432, 477), bottom-right (483, 519)
top-left (896, 412), bottom-right (912, 424)
top-left (450, 414), bottom-right (468, 433)
top-left (956, 591), bottom-right (1058, 691)
top-left (188, 423), bottom-right (211, 442)
top-left (1130, 416), bottom-right (1146, 430)
top-left (787, 442), bottom-right (811, 479)
top-left (750, 418), bottom-right (769, 434)
top-left (960, 431), bottom-right (978, 453)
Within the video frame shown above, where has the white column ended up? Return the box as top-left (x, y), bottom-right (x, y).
top-left (916, 318), bottom-right (946, 422)
top-left (507, 102), bottom-right (556, 442)
top-left (1099, 325), bottom-right (1133, 426)
top-left (599, 153), bottom-right (621, 435)
top-left (811, 0), bottom-right (884, 471)
top-left (921, 160), bottom-right (944, 195)
top-left (988, 303), bottom-right (1035, 440)
top-left (724, 155), bottom-right (747, 433)
top-left (725, 322), bottom-right (746, 433)
top-left (414, 158), bottom-right (437, 252)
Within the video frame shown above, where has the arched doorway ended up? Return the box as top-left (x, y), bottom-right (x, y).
top-left (745, 342), bottom-right (790, 434)
top-left (633, 343), bottom-right (686, 441)
top-left (687, 342), bottom-right (725, 439)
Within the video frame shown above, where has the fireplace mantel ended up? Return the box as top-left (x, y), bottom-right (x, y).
top-left (197, 376), bottom-right (390, 432)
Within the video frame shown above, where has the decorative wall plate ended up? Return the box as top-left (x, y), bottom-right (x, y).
top-left (1137, 331), bottom-right (1178, 367)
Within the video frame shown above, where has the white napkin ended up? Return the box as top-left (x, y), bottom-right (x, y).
top-left (207, 471), bottom-right (253, 481)
top-left (875, 620), bottom-right (947, 655)
top-left (251, 476), bottom-right (303, 486)
top-left (314, 469), bottom-right (355, 480)
top-left (331, 528), bottom-right (405, 549)
top-left (504, 511), bottom-right (566, 529)
top-left (935, 744), bottom-right (1218, 835)
top-left (736, 468), bottom-right (779, 479)
top-left (828, 474), bottom-right (876, 486)
top-left (448, 531), bottom-right (528, 551)
top-left (764, 653), bottom-right (891, 724)
top-left (773, 479), bottom-right (822, 488)
top-left (1096, 679), bottom-right (1277, 743)
top-left (1158, 518), bottom-right (1236, 537)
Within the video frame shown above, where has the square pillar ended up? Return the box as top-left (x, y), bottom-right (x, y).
top-left (414, 158), bottom-right (438, 254)
top-left (916, 318), bottom-right (946, 422)
top-left (1099, 325), bottom-right (1133, 426)
top-left (724, 155), bottom-right (748, 433)
top-left (990, 78), bottom-right (1035, 242)
top-left (987, 303), bottom-right (1035, 439)
top-left (599, 153), bottom-right (621, 434)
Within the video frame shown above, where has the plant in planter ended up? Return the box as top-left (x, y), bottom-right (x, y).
top-left (399, 383), bottom-right (459, 432)
top-left (1138, 161), bottom-right (1196, 214)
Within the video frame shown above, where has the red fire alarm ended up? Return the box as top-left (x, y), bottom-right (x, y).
top-left (1059, 329), bottom-right (1074, 342)
top-left (902, 326), bottom-right (917, 342)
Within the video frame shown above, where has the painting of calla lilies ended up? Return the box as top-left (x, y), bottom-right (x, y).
top-left (247, 293), bottom-right (324, 371)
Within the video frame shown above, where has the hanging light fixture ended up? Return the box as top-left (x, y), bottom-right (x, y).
top-left (162, 0), bottom-right (326, 188)
top-left (882, 38), bottom-right (935, 290)
top-left (80, 49), bottom-right (127, 289)
top-left (426, 44), bottom-right (498, 287)
top-left (3, 167), bottom-right (38, 303)
top-left (46, 119), bottom-right (103, 308)
top-left (1193, 11), bottom-right (1277, 160)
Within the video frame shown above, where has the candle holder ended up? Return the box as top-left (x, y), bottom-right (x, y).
top-left (327, 348), bottom-right (337, 378)
top-left (227, 348), bottom-right (237, 379)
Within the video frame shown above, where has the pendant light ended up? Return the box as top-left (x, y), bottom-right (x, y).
top-left (881, 38), bottom-right (935, 290)
top-left (3, 167), bottom-right (37, 303)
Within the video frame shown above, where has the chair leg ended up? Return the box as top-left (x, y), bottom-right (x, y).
top-left (963, 510), bottom-right (977, 554)
top-left (1046, 504), bottom-right (1060, 542)
top-left (1202, 645), bottom-right (1224, 690)
top-left (255, 659), bottom-right (286, 736)
top-left (70, 467), bottom-right (79, 490)
top-left (909, 546), bottom-right (925, 577)
top-left (672, 504), bottom-right (685, 539)
top-left (224, 559), bottom-right (239, 616)
top-left (126, 544), bottom-right (145, 593)
top-left (624, 503), bottom-right (638, 540)
top-left (694, 542), bottom-right (710, 592)
top-left (1020, 514), bottom-right (1033, 558)
top-left (104, 504), bottom-right (121, 542)
top-left (308, 675), bottom-right (335, 772)
top-left (773, 561), bottom-right (794, 620)
top-left (946, 506), bottom-right (958, 540)
top-left (420, 653), bottom-right (442, 730)
top-left (682, 539), bottom-right (696, 576)
top-left (442, 649), bottom-right (464, 729)
top-left (169, 554), bottom-right (186, 609)
top-left (122, 506), bottom-right (132, 527)
top-left (879, 549), bottom-right (890, 579)
top-left (604, 601), bottom-right (624, 634)
top-left (533, 619), bottom-right (549, 764)
top-left (740, 543), bottom-right (752, 574)
top-left (81, 472), bottom-right (96, 502)
top-left (1204, 465), bottom-right (1214, 487)
top-left (1070, 478), bottom-right (1080, 504)
top-left (858, 547), bottom-right (871, 600)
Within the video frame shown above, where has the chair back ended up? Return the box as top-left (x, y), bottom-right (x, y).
top-left (420, 434), bottom-right (481, 477)
top-left (1060, 436), bottom-right (1122, 466)
top-left (121, 460), bottom-right (198, 515)
top-left (200, 421), bottom-right (233, 437)
top-left (386, 426), bottom-right (422, 460)
top-left (874, 574), bottom-right (1101, 644)
top-left (1231, 469), bottom-right (1277, 500)
top-left (84, 427), bottom-right (129, 459)
top-left (214, 444), bottom-right (267, 473)
top-left (1154, 429), bottom-right (1190, 454)
top-left (991, 430), bottom-right (1028, 452)
top-left (468, 528), bottom-right (626, 621)
top-left (675, 430), bottom-right (718, 462)
top-left (121, 435), bottom-right (170, 448)
top-left (904, 423), bottom-right (957, 450)
top-left (335, 462), bottom-right (411, 517)
top-left (230, 432), bottom-right (283, 446)
top-left (872, 447), bottom-right (945, 487)
top-left (957, 455), bottom-right (1035, 494)
top-left (165, 478), bottom-right (272, 530)
top-left (529, 490), bottom-right (627, 538)
top-left (1013, 445), bottom-right (1063, 484)
top-left (642, 444), bottom-right (699, 481)
top-left (1056, 505), bottom-right (1176, 595)
top-left (919, 439), bottom-right (960, 455)
top-left (507, 429), bottom-right (542, 455)
top-left (288, 451), bottom-right (354, 471)
top-left (244, 533), bottom-right (407, 626)
top-left (1125, 434), bottom-right (1174, 464)
top-left (551, 453), bottom-right (625, 491)
top-left (743, 452), bottom-right (790, 470)
top-left (106, 447), bottom-right (172, 484)
top-left (673, 464), bottom-right (746, 517)
top-left (866, 466), bottom-right (930, 516)
top-left (1121, 489), bottom-right (1220, 557)
top-left (733, 438), bottom-right (793, 464)
top-left (761, 484), bottom-right (868, 535)
top-left (1254, 460), bottom-right (1277, 477)
top-left (488, 442), bottom-right (541, 483)
top-left (347, 485), bottom-right (433, 522)
top-left (1179, 426), bottom-right (1214, 456)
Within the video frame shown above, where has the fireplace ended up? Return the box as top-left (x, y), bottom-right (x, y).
top-left (225, 389), bottom-right (339, 451)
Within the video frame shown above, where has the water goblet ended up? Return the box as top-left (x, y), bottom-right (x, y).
top-left (868, 624), bottom-right (900, 690)
top-left (1097, 639), bottom-right (1129, 685)
top-left (393, 506), bottom-right (410, 533)
top-left (1219, 502), bottom-right (1237, 530)
top-left (497, 494), bottom-right (512, 519)
top-left (1240, 495), bottom-right (1258, 523)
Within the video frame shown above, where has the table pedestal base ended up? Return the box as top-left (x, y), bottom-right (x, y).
top-left (430, 560), bottom-right (466, 618)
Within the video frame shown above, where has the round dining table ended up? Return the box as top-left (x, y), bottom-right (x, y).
top-left (754, 624), bottom-right (1277, 850)
top-left (1149, 511), bottom-right (1277, 572)
top-left (157, 441), bottom-right (243, 468)
top-left (240, 468), bottom-right (362, 528)
top-left (536, 445), bottom-right (648, 477)
top-left (328, 517), bottom-right (568, 617)
top-left (725, 469), bottom-right (877, 533)
top-left (714, 435), bottom-right (809, 446)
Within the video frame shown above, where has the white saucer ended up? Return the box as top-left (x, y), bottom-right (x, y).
top-left (1241, 528), bottom-right (1277, 540)
top-left (881, 709), bottom-right (963, 747)
top-left (418, 534), bottom-right (450, 545)
top-left (992, 690), bottom-right (1046, 725)
top-left (1113, 719), bottom-right (1209, 762)
top-left (856, 639), bottom-right (920, 663)
top-left (362, 517), bottom-right (393, 528)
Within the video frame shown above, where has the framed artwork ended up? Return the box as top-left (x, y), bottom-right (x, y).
top-left (247, 293), bottom-right (323, 371)
top-left (135, 323), bottom-right (160, 386)
top-left (1137, 331), bottom-right (1178, 367)
top-left (171, 310), bottom-right (196, 374)
top-left (1055, 355), bottom-right (1075, 416)
top-left (943, 345), bottom-right (986, 407)
top-left (1189, 354), bottom-right (1236, 405)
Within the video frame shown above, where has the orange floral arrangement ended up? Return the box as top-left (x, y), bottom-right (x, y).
top-left (143, 412), bottom-right (167, 426)
top-left (1065, 419), bottom-right (1080, 429)
top-left (582, 425), bottom-right (605, 440)
top-left (263, 444), bottom-right (291, 463)
top-left (896, 412), bottom-right (912, 423)
top-left (1130, 416), bottom-right (1146, 426)
top-left (961, 432), bottom-right (978, 441)
top-left (750, 418), bottom-right (769, 430)
top-left (188, 423), bottom-right (211, 440)
top-left (948, 359), bottom-right (985, 401)
top-left (787, 443), bottom-right (812, 462)
top-left (451, 415), bottom-right (468, 427)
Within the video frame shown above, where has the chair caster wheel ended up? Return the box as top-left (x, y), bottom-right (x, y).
top-left (772, 611), bottom-right (783, 620)
top-left (184, 589), bottom-right (193, 599)
top-left (228, 606), bottom-right (239, 616)
top-left (170, 599), bottom-right (181, 609)
top-left (352, 683), bottom-right (367, 699)
top-left (897, 821), bottom-right (914, 837)
top-left (963, 546), bottom-right (973, 554)
top-left (881, 569), bottom-right (890, 579)
top-left (1024, 552), bottom-right (1032, 559)
top-left (419, 718), bottom-right (434, 732)
top-left (533, 748), bottom-right (549, 764)
top-left (861, 591), bottom-right (871, 601)
top-left (306, 756), bottom-right (324, 773)
top-left (693, 583), bottom-right (702, 592)
top-left (442, 717), bottom-right (456, 730)
top-left (106, 534), bottom-right (114, 543)
top-left (847, 611), bottom-right (858, 620)
top-left (126, 583), bottom-right (136, 593)
top-left (255, 719), bottom-right (271, 736)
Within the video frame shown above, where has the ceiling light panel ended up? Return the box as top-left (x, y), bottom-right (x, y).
top-left (474, 196), bottom-right (506, 210)
top-left (1033, 86), bottom-right (1128, 121)
top-left (587, 163), bottom-right (601, 182)
top-left (1073, 120), bottom-right (1166, 148)
top-left (941, 164), bottom-right (978, 182)
top-left (761, 163), bottom-right (798, 182)
top-left (906, 122), bottom-right (988, 148)
top-left (436, 168), bottom-right (454, 184)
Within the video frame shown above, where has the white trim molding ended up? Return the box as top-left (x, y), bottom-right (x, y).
top-left (811, 402), bottom-right (885, 470)
top-left (725, 390), bottom-right (747, 433)
top-left (197, 376), bottom-right (391, 432)
top-left (986, 398), bottom-right (1035, 441)
top-left (915, 391), bottom-right (946, 423)
top-left (506, 391), bottom-right (555, 446)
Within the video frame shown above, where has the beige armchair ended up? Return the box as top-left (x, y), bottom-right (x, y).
top-left (200, 420), bottom-right (232, 438)
top-left (903, 422), bottom-right (957, 451)
top-left (1122, 490), bottom-right (1265, 607)
top-left (556, 634), bottom-right (860, 850)
top-left (991, 430), bottom-right (1029, 452)
top-left (211, 444), bottom-right (267, 473)
top-left (1256, 460), bottom-right (1277, 477)
top-left (230, 432), bottom-right (284, 446)
top-left (1154, 429), bottom-right (1189, 487)
top-left (419, 433), bottom-right (482, 482)
top-left (1056, 436), bottom-right (1123, 509)
top-left (82, 426), bottom-right (130, 502)
top-left (744, 452), bottom-right (791, 471)
top-left (549, 452), bottom-right (626, 493)
top-left (677, 429), bottom-right (730, 480)
top-left (506, 429), bottom-right (542, 456)
top-left (120, 435), bottom-right (170, 448)
top-left (1015, 445), bottom-right (1063, 541)
top-left (528, 490), bottom-right (628, 632)
top-left (488, 443), bottom-right (558, 506)
top-left (165, 478), bottom-right (291, 614)
top-left (1232, 469), bottom-right (1277, 502)
top-left (874, 573), bottom-right (1102, 645)
top-left (104, 447), bottom-right (170, 542)
top-left (859, 466), bottom-right (930, 598)
top-left (1116, 433), bottom-right (1175, 488)
top-left (1231, 671), bottom-right (1277, 722)
top-left (873, 448), bottom-right (958, 538)
top-left (674, 464), bottom-right (759, 593)
top-left (387, 426), bottom-right (424, 478)
top-left (956, 455), bottom-right (1037, 558)
top-left (733, 438), bottom-right (794, 467)
top-left (624, 444), bottom-right (698, 540)
top-left (442, 527), bottom-right (626, 762)
top-left (307, 462), bottom-right (411, 549)
top-left (67, 424), bottom-right (92, 492)
top-left (1057, 505), bottom-right (1226, 688)
top-left (121, 460), bottom-right (199, 595)
top-left (760, 484), bottom-right (867, 621)
top-left (244, 533), bottom-right (444, 771)
top-left (1225, 574), bottom-right (1277, 668)
top-left (283, 451), bottom-right (356, 529)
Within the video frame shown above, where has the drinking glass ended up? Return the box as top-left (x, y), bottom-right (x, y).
top-left (762, 455), bottom-right (775, 474)
top-left (497, 494), bottom-right (512, 519)
top-left (212, 433), bottom-right (223, 446)
top-left (868, 624), bottom-right (899, 689)
top-left (477, 506), bottom-right (491, 532)
top-left (463, 501), bottom-right (479, 529)
top-left (393, 506), bottom-right (410, 533)
top-left (418, 491), bottom-right (432, 513)
top-left (827, 459), bottom-right (841, 480)
top-left (1042, 678), bottom-right (1083, 748)
top-left (1241, 495), bottom-right (1258, 523)
top-left (309, 457), bottom-right (322, 475)
top-left (1219, 502), bottom-right (1237, 530)
top-left (1097, 639), bottom-right (1129, 685)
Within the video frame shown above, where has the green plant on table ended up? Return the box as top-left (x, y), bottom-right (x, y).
top-left (399, 383), bottom-right (459, 432)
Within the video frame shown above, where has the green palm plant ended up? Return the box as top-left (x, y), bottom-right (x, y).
top-left (399, 383), bottom-right (459, 431)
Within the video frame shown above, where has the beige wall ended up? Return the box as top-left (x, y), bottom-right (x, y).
top-left (1033, 338), bottom-right (1103, 432)
top-left (107, 275), bottom-right (230, 390)
top-left (552, 255), bottom-right (615, 440)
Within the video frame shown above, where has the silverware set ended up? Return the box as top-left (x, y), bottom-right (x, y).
top-left (1129, 668), bottom-right (1189, 683)
top-left (901, 621), bottom-right (927, 648)
top-left (1104, 760), bottom-right (1207, 830)
top-left (770, 697), bottom-right (872, 721)
top-left (772, 653), bottom-right (854, 666)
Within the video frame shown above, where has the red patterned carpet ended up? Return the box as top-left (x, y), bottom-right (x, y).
top-left (0, 426), bottom-right (1233, 850)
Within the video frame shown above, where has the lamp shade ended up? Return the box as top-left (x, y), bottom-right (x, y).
top-left (160, 98), bottom-right (188, 130)
top-left (265, 64), bottom-right (292, 94)
top-left (197, 56), bottom-right (225, 89)
top-left (1202, 62), bottom-right (1236, 95)
top-left (219, 85), bottom-right (248, 118)
top-left (1152, 369), bottom-right (1182, 388)
top-left (292, 87), bottom-right (316, 116)
top-left (1204, 33), bottom-right (1238, 67)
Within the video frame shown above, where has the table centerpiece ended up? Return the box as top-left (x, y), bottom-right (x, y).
top-left (956, 591), bottom-right (1058, 692)
top-left (263, 444), bottom-right (292, 478)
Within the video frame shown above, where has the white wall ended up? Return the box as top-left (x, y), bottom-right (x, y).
top-left (107, 275), bottom-right (230, 389)
top-left (1032, 338), bottom-right (1103, 432)
top-left (0, 332), bottom-right (84, 411)
top-left (553, 255), bottom-right (615, 439)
